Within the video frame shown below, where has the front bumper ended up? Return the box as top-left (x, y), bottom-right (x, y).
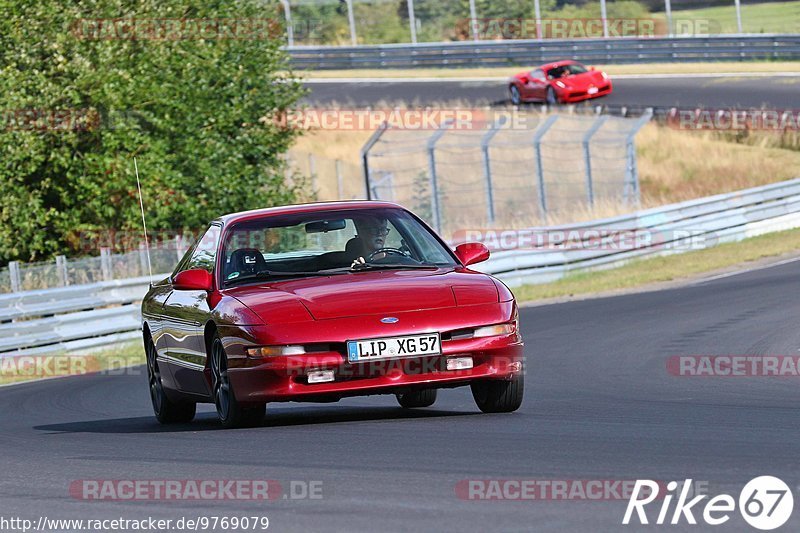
top-left (560, 83), bottom-right (613, 103)
top-left (219, 302), bottom-right (524, 403)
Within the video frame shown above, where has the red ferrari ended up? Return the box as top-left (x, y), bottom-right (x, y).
top-left (141, 202), bottom-right (524, 428)
top-left (509, 60), bottom-right (612, 105)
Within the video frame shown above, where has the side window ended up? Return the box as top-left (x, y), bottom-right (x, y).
top-left (185, 225), bottom-right (221, 273)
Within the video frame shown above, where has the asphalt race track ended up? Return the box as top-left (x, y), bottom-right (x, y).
top-left (4, 259), bottom-right (800, 531)
top-left (303, 75), bottom-right (800, 110)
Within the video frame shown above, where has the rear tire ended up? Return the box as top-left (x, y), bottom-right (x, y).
top-left (145, 335), bottom-right (196, 424)
top-left (211, 334), bottom-right (266, 429)
top-left (471, 373), bottom-right (524, 413)
top-left (396, 388), bottom-right (437, 408)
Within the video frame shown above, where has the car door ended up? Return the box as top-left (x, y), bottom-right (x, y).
top-left (524, 69), bottom-right (548, 101)
top-left (161, 224), bottom-right (221, 396)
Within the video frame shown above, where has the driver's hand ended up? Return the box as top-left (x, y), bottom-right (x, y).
top-left (350, 257), bottom-right (366, 269)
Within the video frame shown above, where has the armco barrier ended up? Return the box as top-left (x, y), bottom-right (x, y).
top-left (2, 177), bottom-right (800, 355)
top-left (288, 35), bottom-right (800, 69)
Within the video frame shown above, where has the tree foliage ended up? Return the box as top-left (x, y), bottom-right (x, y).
top-left (0, 0), bottom-right (304, 262)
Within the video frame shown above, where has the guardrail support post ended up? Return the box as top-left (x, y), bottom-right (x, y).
top-left (56, 255), bottom-right (68, 287)
top-left (426, 122), bottom-right (451, 233)
top-left (582, 115), bottom-right (609, 208)
top-left (360, 121), bottom-right (389, 200)
top-left (8, 261), bottom-right (21, 293)
top-left (532, 114), bottom-right (560, 221)
top-left (481, 116), bottom-right (505, 224)
top-left (100, 247), bottom-right (112, 281)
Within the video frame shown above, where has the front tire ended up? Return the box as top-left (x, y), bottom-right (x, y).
top-left (509, 85), bottom-right (522, 105)
top-left (396, 388), bottom-right (437, 408)
top-left (471, 373), bottom-right (524, 413)
top-left (145, 335), bottom-right (196, 424)
top-left (211, 334), bottom-right (265, 429)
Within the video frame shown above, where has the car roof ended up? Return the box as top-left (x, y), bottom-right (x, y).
top-left (214, 200), bottom-right (406, 226)
top-left (539, 60), bottom-right (579, 70)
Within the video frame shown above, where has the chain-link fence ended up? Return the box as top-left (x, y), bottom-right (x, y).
top-left (0, 242), bottom-right (189, 294)
top-left (361, 110), bottom-right (651, 236)
top-left (282, 0), bottom-right (800, 46)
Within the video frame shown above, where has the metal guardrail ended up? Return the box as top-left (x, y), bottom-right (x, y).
top-left (476, 177), bottom-right (800, 287)
top-left (3, 177), bottom-right (800, 355)
top-left (288, 35), bottom-right (800, 69)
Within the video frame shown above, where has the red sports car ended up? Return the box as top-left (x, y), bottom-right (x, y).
top-left (509, 60), bottom-right (613, 105)
top-left (141, 202), bottom-right (524, 428)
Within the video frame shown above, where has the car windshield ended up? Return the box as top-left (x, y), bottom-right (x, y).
top-left (221, 208), bottom-right (457, 286)
top-left (547, 63), bottom-right (588, 79)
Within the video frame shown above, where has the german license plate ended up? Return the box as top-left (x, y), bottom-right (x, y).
top-left (347, 333), bottom-right (441, 363)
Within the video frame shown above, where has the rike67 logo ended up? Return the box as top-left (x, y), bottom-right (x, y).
top-left (623, 476), bottom-right (793, 530)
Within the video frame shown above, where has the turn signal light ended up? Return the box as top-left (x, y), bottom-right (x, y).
top-left (472, 322), bottom-right (517, 339)
top-left (246, 345), bottom-right (306, 358)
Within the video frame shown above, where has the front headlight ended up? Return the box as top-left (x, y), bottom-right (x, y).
top-left (601, 72), bottom-right (608, 80)
top-left (246, 345), bottom-right (306, 357)
top-left (473, 322), bottom-right (517, 338)
top-left (555, 80), bottom-right (566, 89)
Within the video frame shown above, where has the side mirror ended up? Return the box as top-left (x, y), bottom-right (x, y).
top-left (173, 269), bottom-right (213, 291)
top-left (455, 243), bottom-right (490, 267)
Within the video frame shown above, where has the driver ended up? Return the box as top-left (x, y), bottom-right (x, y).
top-left (353, 215), bottom-right (390, 260)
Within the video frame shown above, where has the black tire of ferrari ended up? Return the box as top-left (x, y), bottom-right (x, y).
top-left (471, 373), bottom-right (524, 413)
top-left (396, 388), bottom-right (437, 408)
top-left (211, 334), bottom-right (265, 429)
top-left (509, 85), bottom-right (522, 105)
top-left (145, 336), bottom-right (196, 424)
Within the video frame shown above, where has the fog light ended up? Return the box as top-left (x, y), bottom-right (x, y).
top-left (447, 357), bottom-right (473, 371)
top-left (307, 370), bottom-right (335, 384)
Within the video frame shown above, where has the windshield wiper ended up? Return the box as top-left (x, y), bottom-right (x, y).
top-left (349, 263), bottom-right (442, 272)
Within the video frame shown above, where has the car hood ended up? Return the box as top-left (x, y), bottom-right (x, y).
top-left (224, 269), bottom-right (499, 322)
top-left (559, 71), bottom-right (606, 89)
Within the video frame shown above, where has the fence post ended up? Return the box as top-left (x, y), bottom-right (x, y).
top-left (534, 0), bottom-right (542, 40)
top-left (360, 121), bottom-right (389, 200)
top-left (308, 153), bottom-right (318, 196)
top-left (624, 109), bottom-right (653, 206)
top-left (468, 0), bottom-right (479, 41)
top-left (345, 0), bottom-right (357, 45)
top-left (407, 0), bottom-right (417, 44)
top-left (335, 159), bottom-right (345, 199)
top-left (600, 0), bottom-right (609, 38)
top-left (582, 115), bottom-right (609, 208)
top-left (100, 247), bottom-right (112, 281)
top-left (426, 122), bottom-right (451, 233)
top-left (280, 0), bottom-right (294, 47)
top-left (139, 243), bottom-right (149, 277)
top-left (56, 255), bottom-right (68, 287)
top-left (175, 236), bottom-right (184, 262)
top-left (480, 116), bottom-right (505, 224)
top-left (734, 0), bottom-right (743, 33)
top-left (664, 0), bottom-right (673, 36)
top-left (8, 261), bottom-right (21, 292)
top-left (532, 114), bottom-right (560, 220)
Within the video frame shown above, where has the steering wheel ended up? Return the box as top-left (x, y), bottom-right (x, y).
top-left (367, 248), bottom-right (410, 262)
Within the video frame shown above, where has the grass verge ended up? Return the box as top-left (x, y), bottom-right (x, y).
top-left (515, 226), bottom-right (800, 303)
top-left (298, 61), bottom-right (800, 80)
top-left (0, 340), bottom-right (144, 386)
